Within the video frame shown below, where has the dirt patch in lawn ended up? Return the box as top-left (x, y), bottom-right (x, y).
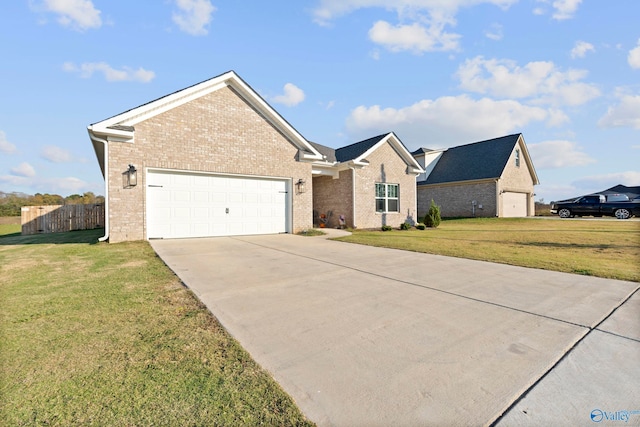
top-left (0, 216), bottom-right (20, 225)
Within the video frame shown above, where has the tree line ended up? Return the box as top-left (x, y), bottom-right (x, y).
top-left (0, 191), bottom-right (105, 216)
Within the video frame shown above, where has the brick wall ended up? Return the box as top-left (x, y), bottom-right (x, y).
top-left (417, 181), bottom-right (497, 218)
top-left (107, 86), bottom-right (313, 242)
top-left (312, 170), bottom-right (353, 228)
top-left (354, 142), bottom-right (418, 229)
top-left (497, 140), bottom-right (536, 216)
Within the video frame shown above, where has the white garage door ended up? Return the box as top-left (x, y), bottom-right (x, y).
top-left (146, 170), bottom-right (289, 239)
top-left (502, 192), bottom-right (528, 217)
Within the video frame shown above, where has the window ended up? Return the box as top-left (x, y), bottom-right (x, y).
top-left (515, 149), bottom-right (520, 167)
top-left (375, 183), bottom-right (399, 213)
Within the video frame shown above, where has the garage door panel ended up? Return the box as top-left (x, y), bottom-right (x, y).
top-left (147, 171), bottom-right (289, 239)
top-left (503, 192), bottom-right (528, 217)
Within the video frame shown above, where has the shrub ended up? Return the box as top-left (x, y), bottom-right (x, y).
top-left (400, 222), bottom-right (411, 230)
top-left (416, 223), bottom-right (426, 230)
top-left (381, 225), bottom-right (393, 231)
top-left (424, 199), bottom-right (441, 228)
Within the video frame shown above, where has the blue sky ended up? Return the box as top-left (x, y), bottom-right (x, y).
top-left (1, 0), bottom-right (639, 203)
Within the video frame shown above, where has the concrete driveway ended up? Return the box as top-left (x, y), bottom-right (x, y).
top-left (151, 232), bottom-right (639, 426)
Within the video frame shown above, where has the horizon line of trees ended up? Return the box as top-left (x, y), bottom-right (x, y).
top-left (0, 191), bottom-right (105, 216)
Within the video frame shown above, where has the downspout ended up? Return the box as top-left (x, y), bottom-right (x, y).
top-left (88, 131), bottom-right (109, 242)
top-left (495, 179), bottom-right (500, 218)
top-left (350, 166), bottom-right (357, 228)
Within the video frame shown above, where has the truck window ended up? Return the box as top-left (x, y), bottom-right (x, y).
top-left (581, 196), bottom-right (600, 204)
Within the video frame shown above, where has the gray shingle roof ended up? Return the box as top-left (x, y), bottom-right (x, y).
top-left (309, 133), bottom-right (391, 163)
top-left (411, 147), bottom-right (435, 156)
top-left (309, 141), bottom-right (337, 162)
top-left (335, 134), bottom-right (388, 162)
top-left (420, 134), bottom-right (521, 185)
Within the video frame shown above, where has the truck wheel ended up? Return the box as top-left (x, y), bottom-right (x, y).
top-left (558, 208), bottom-right (572, 218)
top-left (614, 208), bottom-right (631, 219)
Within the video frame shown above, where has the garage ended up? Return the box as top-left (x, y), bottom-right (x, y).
top-left (502, 192), bottom-right (528, 217)
top-left (146, 170), bottom-right (290, 239)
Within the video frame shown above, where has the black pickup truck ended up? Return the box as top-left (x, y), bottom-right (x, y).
top-left (550, 194), bottom-right (640, 219)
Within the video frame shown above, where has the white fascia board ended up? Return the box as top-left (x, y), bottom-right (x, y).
top-left (312, 166), bottom-right (339, 177)
top-left (88, 71), bottom-right (323, 160)
top-left (355, 132), bottom-right (424, 173)
top-left (225, 74), bottom-right (323, 160)
top-left (92, 74), bottom-right (232, 131)
top-left (516, 134), bottom-right (540, 185)
top-left (88, 124), bottom-right (134, 141)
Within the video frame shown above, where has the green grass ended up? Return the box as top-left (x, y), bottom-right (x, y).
top-left (0, 229), bottom-right (313, 426)
top-left (0, 223), bottom-right (20, 238)
top-left (337, 218), bottom-right (640, 282)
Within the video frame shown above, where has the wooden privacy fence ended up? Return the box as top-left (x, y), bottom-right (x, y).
top-left (21, 204), bottom-right (105, 235)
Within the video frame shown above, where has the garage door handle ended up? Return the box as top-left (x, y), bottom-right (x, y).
top-left (148, 185), bottom-right (163, 188)
top-left (225, 208), bottom-right (229, 214)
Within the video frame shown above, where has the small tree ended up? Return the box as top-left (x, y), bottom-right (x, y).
top-left (424, 199), bottom-right (441, 228)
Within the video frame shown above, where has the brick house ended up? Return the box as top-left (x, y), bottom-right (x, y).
top-left (413, 134), bottom-right (539, 219)
top-left (88, 71), bottom-right (423, 242)
top-left (311, 133), bottom-right (423, 229)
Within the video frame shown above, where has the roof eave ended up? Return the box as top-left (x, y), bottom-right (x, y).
top-left (354, 132), bottom-right (424, 174)
top-left (89, 70), bottom-right (323, 161)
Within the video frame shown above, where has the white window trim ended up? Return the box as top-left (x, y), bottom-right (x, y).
top-left (375, 183), bottom-right (400, 213)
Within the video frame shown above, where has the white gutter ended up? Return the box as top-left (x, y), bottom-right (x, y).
top-left (350, 166), bottom-right (357, 228)
top-left (88, 130), bottom-right (109, 242)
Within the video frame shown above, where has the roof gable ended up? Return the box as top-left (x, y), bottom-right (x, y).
top-left (335, 134), bottom-right (387, 162)
top-left (312, 133), bottom-right (423, 174)
top-left (423, 134), bottom-right (538, 185)
top-left (88, 70), bottom-right (322, 160)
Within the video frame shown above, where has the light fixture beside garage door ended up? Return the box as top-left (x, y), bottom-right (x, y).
top-left (123, 164), bottom-right (137, 188)
top-left (296, 178), bottom-right (306, 194)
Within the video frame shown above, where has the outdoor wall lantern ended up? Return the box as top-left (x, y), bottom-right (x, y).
top-left (296, 178), bottom-right (306, 194)
top-left (123, 164), bottom-right (137, 188)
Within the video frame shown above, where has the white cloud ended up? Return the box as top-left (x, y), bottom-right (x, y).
top-left (456, 56), bottom-right (600, 106)
top-left (32, 0), bottom-right (102, 30)
top-left (41, 145), bottom-right (73, 163)
top-left (552, 0), bottom-right (582, 20)
top-left (63, 62), bottom-right (155, 83)
top-left (598, 94), bottom-right (640, 129)
top-left (0, 174), bottom-right (91, 195)
top-left (0, 131), bottom-right (17, 154)
top-left (45, 176), bottom-right (90, 193)
top-left (628, 39), bottom-right (640, 69)
top-left (272, 83), bottom-right (305, 107)
top-left (536, 0), bottom-right (582, 20)
top-left (313, 0), bottom-right (517, 52)
top-left (527, 140), bottom-right (595, 169)
top-left (11, 162), bottom-right (36, 178)
top-left (368, 20), bottom-right (460, 53)
top-left (172, 0), bottom-right (216, 36)
top-left (570, 40), bottom-right (594, 59)
top-left (573, 171), bottom-right (640, 190)
top-left (484, 23), bottom-right (503, 41)
top-left (313, 0), bottom-right (517, 24)
top-left (345, 95), bottom-right (551, 149)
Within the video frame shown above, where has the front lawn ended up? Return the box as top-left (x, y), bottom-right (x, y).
top-left (336, 218), bottom-right (640, 282)
top-left (0, 228), bottom-right (313, 426)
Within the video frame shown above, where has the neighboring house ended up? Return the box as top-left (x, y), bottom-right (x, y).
top-left (413, 134), bottom-right (539, 218)
top-left (87, 71), bottom-right (423, 243)
top-left (311, 133), bottom-right (424, 229)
